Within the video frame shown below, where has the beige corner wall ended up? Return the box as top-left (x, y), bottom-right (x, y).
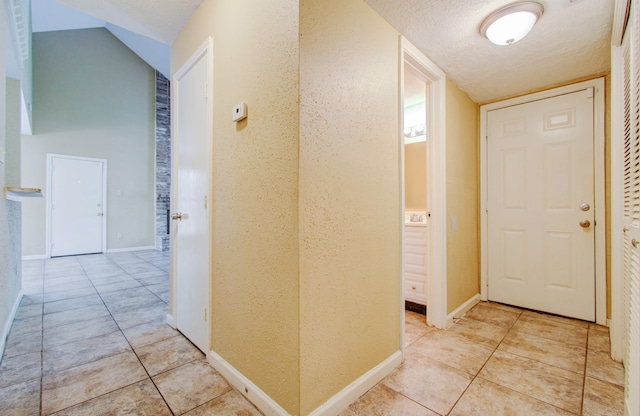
top-left (405, 141), bottom-right (427, 210)
top-left (171, 0), bottom-right (301, 412)
top-left (445, 79), bottom-right (480, 314)
top-left (21, 28), bottom-right (155, 255)
top-left (299, 0), bottom-right (401, 413)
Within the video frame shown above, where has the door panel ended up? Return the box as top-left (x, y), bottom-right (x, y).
top-left (173, 50), bottom-right (210, 354)
top-left (50, 156), bottom-right (104, 257)
top-left (487, 89), bottom-right (595, 321)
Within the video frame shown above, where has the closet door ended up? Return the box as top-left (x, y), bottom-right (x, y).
top-left (621, 1), bottom-right (640, 414)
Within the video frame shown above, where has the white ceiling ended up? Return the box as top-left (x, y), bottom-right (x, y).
top-left (365, 0), bottom-right (614, 103)
top-left (27, 0), bottom-right (614, 104)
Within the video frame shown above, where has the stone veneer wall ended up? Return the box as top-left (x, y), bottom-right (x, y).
top-left (155, 71), bottom-right (171, 251)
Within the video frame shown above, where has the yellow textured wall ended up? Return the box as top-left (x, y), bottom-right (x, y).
top-left (445, 79), bottom-right (480, 314)
top-left (405, 141), bottom-right (427, 210)
top-left (171, 0), bottom-right (300, 412)
top-left (299, 0), bottom-right (401, 413)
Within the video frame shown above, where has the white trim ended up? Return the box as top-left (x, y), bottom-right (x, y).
top-left (479, 78), bottom-right (607, 325)
top-left (308, 350), bottom-right (403, 416)
top-left (610, 31), bottom-right (626, 362)
top-left (0, 290), bottom-right (23, 359)
top-left (21, 254), bottom-right (47, 260)
top-left (170, 37), bottom-right (214, 352)
top-left (207, 350), bottom-right (290, 416)
top-left (105, 246), bottom-right (157, 253)
top-left (401, 38), bottom-right (448, 330)
top-left (165, 313), bottom-right (175, 328)
top-left (207, 349), bottom-right (402, 416)
top-left (46, 153), bottom-right (108, 258)
top-left (612, 0), bottom-right (631, 47)
top-left (446, 294), bottom-right (481, 328)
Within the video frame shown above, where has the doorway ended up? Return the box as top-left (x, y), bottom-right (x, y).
top-left (47, 154), bottom-right (107, 257)
top-left (480, 78), bottom-right (606, 325)
top-left (169, 39), bottom-right (213, 354)
top-left (401, 39), bottom-right (447, 332)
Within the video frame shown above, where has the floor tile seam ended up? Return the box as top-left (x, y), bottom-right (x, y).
top-left (146, 355), bottom-right (204, 379)
top-left (461, 315), bottom-right (516, 331)
top-left (125, 331), bottom-right (181, 350)
top-left (41, 328), bottom-right (126, 353)
top-left (382, 384), bottom-right (444, 416)
top-left (42, 377), bottom-right (154, 416)
top-left (492, 347), bottom-right (587, 379)
top-left (474, 375), bottom-right (582, 415)
top-left (518, 313), bottom-right (591, 331)
top-left (585, 372), bottom-right (625, 388)
top-left (507, 326), bottom-right (588, 350)
top-left (41, 312), bottom-right (114, 332)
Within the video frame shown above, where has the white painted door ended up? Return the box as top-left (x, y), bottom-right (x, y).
top-left (487, 89), bottom-right (595, 321)
top-left (172, 45), bottom-right (210, 354)
top-left (50, 155), bottom-right (105, 257)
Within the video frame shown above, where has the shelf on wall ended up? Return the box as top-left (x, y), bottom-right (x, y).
top-left (4, 187), bottom-right (44, 201)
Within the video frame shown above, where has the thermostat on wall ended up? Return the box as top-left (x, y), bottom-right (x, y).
top-left (232, 102), bottom-right (247, 122)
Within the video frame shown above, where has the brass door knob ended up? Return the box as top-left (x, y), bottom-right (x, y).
top-left (579, 220), bottom-right (591, 228)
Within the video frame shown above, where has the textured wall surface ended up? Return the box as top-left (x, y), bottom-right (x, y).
top-left (21, 28), bottom-right (155, 255)
top-left (445, 78), bottom-right (480, 313)
top-left (299, 0), bottom-right (401, 413)
top-left (172, 0), bottom-right (300, 412)
top-left (155, 71), bottom-right (171, 251)
top-left (1, 76), bottom-right (23, 352)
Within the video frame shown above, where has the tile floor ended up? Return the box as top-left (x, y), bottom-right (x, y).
top-left (343, 303), bottom-right (626, 416)
top-left (0, 251), bottom-right (261, 415)
top-left (0, 250), bottom-right (627, 415)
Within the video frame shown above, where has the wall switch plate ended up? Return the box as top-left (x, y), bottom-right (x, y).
top-left (232, 102), bottom-right (247, 122)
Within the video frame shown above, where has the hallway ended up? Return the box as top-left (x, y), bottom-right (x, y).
top-left (0, 251), bottom-right (627, 415)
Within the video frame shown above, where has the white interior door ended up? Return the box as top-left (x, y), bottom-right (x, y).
top-left (172, 42), bottom-right (211, 354)
top-left (49, 155), bottom-right (105, 257)
top-left (487, 89), bottom-right (595, 321)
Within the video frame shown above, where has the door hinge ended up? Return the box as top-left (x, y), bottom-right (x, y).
top-left (586, 87), bottom-right (594, 99)
top-left (204, 195), bottom-right (207, 209)
top-left (204, 308), bottom-right (207, 321)
top-left (204, 83), bottom-right (208, 101)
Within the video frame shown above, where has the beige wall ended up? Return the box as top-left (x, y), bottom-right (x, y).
top-left (299, 0), bottom-right (401, 413)
top-left (445, 79), bottom-right (480, 314)
top-left (405, 141), bottom-right (427, 210)
top-left (21, 29), bottom-right (155, 256)
top-left (171, 0), bottom-right (301, 412)
top-left (172, 0), bottom-right (400, 413)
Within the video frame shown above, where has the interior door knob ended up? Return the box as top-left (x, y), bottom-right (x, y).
top-left (579, 220), bottom-right (591, 228)
top-left (171, 213), bottom-right (183, 221)
top-left (633, 239), bottom-right (639, 248)
top-left (579, 203), bottom-right (590, 211)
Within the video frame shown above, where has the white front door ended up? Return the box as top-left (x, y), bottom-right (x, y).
top-left (172, 42), bottom-right (211, 354)
top-left (487, 89), bottom-right (595, 321)
top-left (49, 155), bottom-right (106, 257)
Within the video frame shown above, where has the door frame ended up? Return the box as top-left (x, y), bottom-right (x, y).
top-left (46, 153), bottom-right (107, 258)
top-left (400, 38), bottom-right (447, 332)
top-left (479, 78), bottom-right (606, 325)
top-left (168, 37), bottom-right (214, 350)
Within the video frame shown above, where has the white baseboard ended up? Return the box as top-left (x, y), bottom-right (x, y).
top-left (207, 350), bottom-right (290, 416)
top-left (308, 350), bottom-right (403, 416)
top-left (446, 294), bottom-right (481, 328)
top-left (206, 349), bottom-right (402, 416)
top-left (106, 246), bottom-right (157, 253)
top-left (0, 290), bottom-right (23, 360)
top-left (165, 313), bottom-right (175, 328)
top-left (21, 254), bottom-right (47, 260)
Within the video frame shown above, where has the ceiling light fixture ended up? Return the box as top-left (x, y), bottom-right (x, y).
top-left (480, 1), bottom-right (544, 46)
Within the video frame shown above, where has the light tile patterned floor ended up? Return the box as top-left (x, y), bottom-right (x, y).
top-left (345, 303), bottom-right (626, 416)
top-left (0, 251), bottom-right (627, 415)
top-left (0, 251), bottom-right (261, 415)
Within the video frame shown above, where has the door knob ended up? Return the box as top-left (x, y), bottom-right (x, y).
top-left (633, 239), bottom-right (639, 248)
top-left (579, 220), bottom-right (591, 228)
top-left (171, 213), bottom-right (183, 221)
top-left (579, 203), bottom-right (590, 212)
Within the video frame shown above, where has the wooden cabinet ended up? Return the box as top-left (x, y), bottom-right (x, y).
top-left (404, 223), bottom-right (427, 305)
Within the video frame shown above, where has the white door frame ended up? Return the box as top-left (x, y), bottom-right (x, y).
top-left (479, 78), bottom-right (607, 325)
top-left (168, 37), bottom-right (214, 349)
top-left (46, 153), bottom-right (107, 258)
top-left (401, 38), bottom-right (447, 333)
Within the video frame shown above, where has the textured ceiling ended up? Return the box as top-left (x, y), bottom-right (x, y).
top-left (365, 0), bottom-right (614, 103)
top-left (52, 0), bottom-right (202, 44)
top-left (36, 0), bottom-right (613, 103)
